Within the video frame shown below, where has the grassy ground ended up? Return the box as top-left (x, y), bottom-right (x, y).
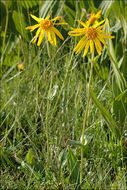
top-left (0, 0), bottom-right (127, 189)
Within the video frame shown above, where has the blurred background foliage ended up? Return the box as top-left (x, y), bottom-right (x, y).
top-left (0, 0), bottom-right (127, 189)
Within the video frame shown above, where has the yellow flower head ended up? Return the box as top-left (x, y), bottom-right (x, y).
top-left (17, 64), bottom-right (24, 70)
top-left (68, 15), bottom-right (115, 57)
top-left (86, 10), bottom-right (102, 25)
top-left (25, 14), bottom-right (67, 46)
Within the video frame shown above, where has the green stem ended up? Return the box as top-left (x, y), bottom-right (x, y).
top-left (45, 37), bottom-right (52, 168)
top-left (46, 71), bottom-right (53, 168)
top-left (1, 3), bottom-right (8, 77)
top-left (80, 52), bottom-right (94, 184)
top-left (46, 37), bottom-right (51, 59)
top-left (18, 35), bottom-right (21, 65)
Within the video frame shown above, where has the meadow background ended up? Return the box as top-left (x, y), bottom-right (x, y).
top-left (0, 0), bottom-right (127, 189)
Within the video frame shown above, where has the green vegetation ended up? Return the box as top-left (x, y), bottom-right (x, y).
top-left (0, 0), bottom-right (127, 189)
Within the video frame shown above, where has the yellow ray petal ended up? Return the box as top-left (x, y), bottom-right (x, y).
top-left (68, 29), bottom-right (86, 36)
top-left (54, 22), bottom-right (68, 25)
top-left (90, 40), bottom-right (94, 54)
top-left (30, 14), bottom-right (42, 22)
top-left (32, 28), bottom-right (40, 44)
top-left (95, 38), bottom-right (103, 51)
top-left (83, 40), bottom-right (90, 57)
top-left (74, 36), bottom-right (87, 52)
top-left (97, 21), bottom-right (108, 30)
top-left (76, 20), bottom-right (87, 28)
top-left (52, 26), bottom-right (64, 40)
top-left (51, 31), bottom-right (57, 46)
top-left (37, 30), bottom-right (45, 46)
top-left (46, 31), bottom-right (54, 45)
top-left (69, 28), bottom-right (86, 32)
top-left (29, 24), bottom-right (40, 32)
top-left (94, 38), bottom-right (101, 55)
top-left (96, 29), bottom-right (106, 34)
top-left (98, 37), bottom-right (107, 48)
top-left (51, 16), bottom-right (62, 21)
top-left (68, 32), bottom-right (85, 36)
top-left (96, 10), bottom-right (102, 18)
top-left (25, 25), bottom-right (33, 30)
top-left (68, 31), bottom-right (85, 35)
top-left (70, 27), bottom-right (84, 30)
top-left (75, 37), bottom-right (88, 54)
top-left (93, 19), bottom-right (105, 28)
top-left (99, 33), bottom-right (115, 39)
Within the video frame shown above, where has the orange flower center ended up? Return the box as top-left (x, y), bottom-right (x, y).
top-left (40, 19), bottom-right (53, 30)
top-left (86, 27), bottom-right (98, 40)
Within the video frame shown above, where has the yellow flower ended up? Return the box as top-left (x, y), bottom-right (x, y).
top-left (68, 18), bottom-right (114, 57)
top-left (25, 14), bottom-right (67, 46)
top-left (17, 64), bottom-right (24, 70)
top-left (86, 10), bottom-right (102, 25)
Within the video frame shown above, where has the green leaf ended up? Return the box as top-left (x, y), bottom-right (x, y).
top-left (90, 88), bottom-right (120, 139)
top-left (48, 85), bottom-right (58, 101)
top-left (67, 139), bottom-right (84, 147)
top-left (67, 148), bottom-right (80, 184)
top-left (64, 1), bottom-right (76, 26)
top-left (3, 55), bottom-right (18, 66)
top-left (115, 90), bottom-right (127, 101)
top-left (107, 39), bottom-right (126, 92)
top-left (113, 80), bottom-right (127, 125)
top-left (21, 0), bottom-right (39, 9)
top-left (121, 50), bottom-right (127, 80)
top-left (26, 148), bottom-right (35, 165)
top-left (99, 0), bottom-right (114, 18)
top-left (12, 10), bottom-right (29, 41)
top-left (81, 128), bottom-right (95, 146)
top-left (39, 0), bottom-right (58, 18)
top-left (58, 149), bottom-right (67, 170)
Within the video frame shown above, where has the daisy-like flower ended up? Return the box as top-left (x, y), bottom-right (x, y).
top-left (25, 14), bottom-right (67, 46)
top-left (68, 13), bottom-right (115, 57)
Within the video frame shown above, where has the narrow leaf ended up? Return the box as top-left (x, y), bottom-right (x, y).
top-left (90, 88), bottom-right (120, 139)
top-left (115, 90), bottom-right (127, 101)
top-left (67, 139), bottom-right (84, 147)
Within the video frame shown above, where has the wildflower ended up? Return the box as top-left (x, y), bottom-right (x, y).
top-left (17, 64), bottom-right (24, 70)
top-left (86, 10), bottom-right (102, 25)
top-left (25, 14), bottom-right (67, 46)
top-left (68, 17), bottom-right (114, 57)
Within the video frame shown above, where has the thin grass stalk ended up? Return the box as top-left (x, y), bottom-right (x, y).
top-left (80, 52), bottom-right (94, 184)
top-left (49, 51), bottom-right (74, 123)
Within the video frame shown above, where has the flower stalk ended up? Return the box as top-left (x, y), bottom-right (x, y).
top-left (80, 52), bottom-right (94, 184)
top-left (68, 11), bottom-right (114, 183)
top-left (46, 71), bottom-right (53, 168)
